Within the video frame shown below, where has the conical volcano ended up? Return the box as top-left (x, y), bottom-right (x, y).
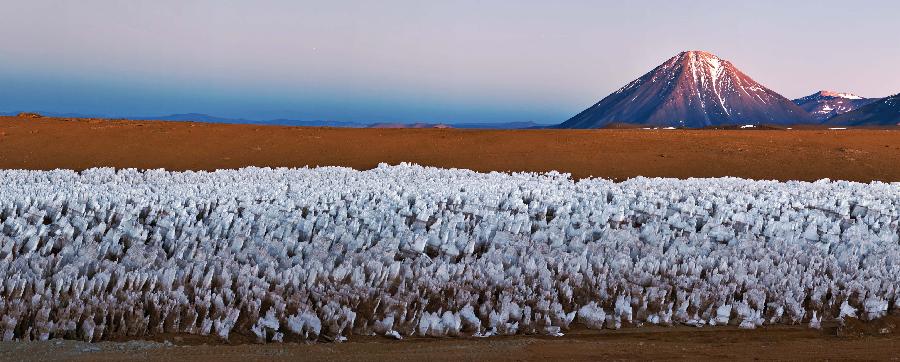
top-left (559, 51), bottom-right (813, 128)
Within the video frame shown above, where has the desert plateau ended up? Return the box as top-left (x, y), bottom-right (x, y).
top-left (2, 115), bottom-right (899, 182)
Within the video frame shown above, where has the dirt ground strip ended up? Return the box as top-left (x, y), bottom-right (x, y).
top-left (1, 116), bottom-right (900, 182)
top-left (1, 326), bottom-right (899, 361)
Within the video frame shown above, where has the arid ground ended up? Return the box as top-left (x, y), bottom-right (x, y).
top-left (2, 115), bottom-right (900, 361)
top-left (1, 325), bottom-right (899, 361)
top-left (2, 116), bottom-right (900, 182)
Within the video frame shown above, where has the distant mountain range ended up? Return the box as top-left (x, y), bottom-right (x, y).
top-left (792, 91), bottom-right (877, 122)
top-left (367, 121), bottom-right (544, 129)
top-left (367, 122), bottom-right (452, 128)
top-left (137, 113), bottom-right (365, 127)
top-left (0, 111), bottom-right (105, 119)
top-left (827, 93), bottom-right (900, 126)
top-left (0, 111), bottom-right (548, 129)
top-left (5, 51), bottom-right (898, 128)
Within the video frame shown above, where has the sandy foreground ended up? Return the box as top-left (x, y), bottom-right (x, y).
top-left (1, 116), bottom-right (900, 182)
top-left (2, 115), bottom-right (900, 360)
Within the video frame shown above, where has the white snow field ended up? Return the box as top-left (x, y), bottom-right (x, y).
top-left (0, 164), bottom-right (898, 343)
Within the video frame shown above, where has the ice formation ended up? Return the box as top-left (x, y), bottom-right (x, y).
top-left (0, 164), bottom-right (898, 342)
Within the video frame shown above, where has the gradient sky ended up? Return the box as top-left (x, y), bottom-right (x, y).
top-left (2, 0), bottom-right (898, 123)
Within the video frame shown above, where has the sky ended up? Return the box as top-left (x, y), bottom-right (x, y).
top-left (1, 0), bottom-right (898, 124)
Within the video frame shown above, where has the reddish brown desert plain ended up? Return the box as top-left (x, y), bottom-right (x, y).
top-left (2, 115), bottom-right (900, 182)
top-left (1, 115), bottom-right (899, 361)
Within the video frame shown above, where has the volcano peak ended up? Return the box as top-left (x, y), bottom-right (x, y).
top-left (559, 51), bottom-right (813, 128)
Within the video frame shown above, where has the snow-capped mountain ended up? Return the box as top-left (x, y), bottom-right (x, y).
top-left (827, 93), bottom-right (900, 126)
top-left (558, 51), bottom-right (813, 128)
top-left (792, 91), bottom-right (877, 122)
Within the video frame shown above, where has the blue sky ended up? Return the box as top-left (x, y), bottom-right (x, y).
top-left (2, 0), bottom-right (898, 123)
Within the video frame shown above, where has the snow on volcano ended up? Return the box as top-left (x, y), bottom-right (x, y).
top-left (0, 164), bottom-right (898, 343)
top-left (559, 51), bottom-right (814, 128)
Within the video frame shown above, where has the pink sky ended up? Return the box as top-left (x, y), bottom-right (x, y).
top-left (1, 0), bottom-right (897, 123)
